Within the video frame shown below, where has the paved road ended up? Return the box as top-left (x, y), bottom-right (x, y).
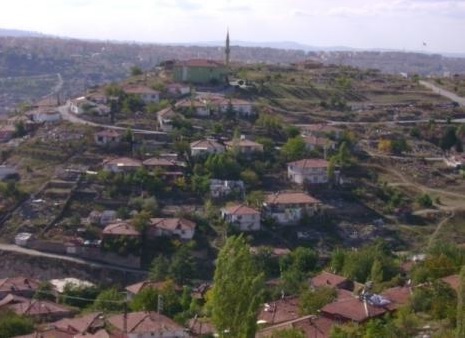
top-left (420, 80), bottom-right (465, 107)
top-left (57, 105), bottom-right (167, 136)
top-left (0, 244), bottom-right (147, 275)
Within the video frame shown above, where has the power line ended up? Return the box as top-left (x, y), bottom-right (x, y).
top-left (34, 289), bottom-right (127, 304)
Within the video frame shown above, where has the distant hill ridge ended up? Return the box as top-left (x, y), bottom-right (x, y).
top-left (0, 28), bottom-right (47, 38)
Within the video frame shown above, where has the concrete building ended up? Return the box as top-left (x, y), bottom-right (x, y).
top-left (287, 159), bottom-right (329, 185)
top-left (221, 204), bottom-right (261, 231)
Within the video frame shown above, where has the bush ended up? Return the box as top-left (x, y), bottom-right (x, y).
top-left (417, 194), bottom-right (433, 208)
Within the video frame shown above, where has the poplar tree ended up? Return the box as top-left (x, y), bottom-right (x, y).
top-left (456, 266), bottom-right (465, 338)
top-left (209, 235), bottom-right (265, 338)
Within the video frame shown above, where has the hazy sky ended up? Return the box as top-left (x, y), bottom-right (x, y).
top-left (2, 0), bottom-right (465, 53)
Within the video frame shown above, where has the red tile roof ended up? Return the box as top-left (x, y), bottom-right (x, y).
top-left (441, 274), bottom-right (460, 292)
top-left (288, 159), bottom-right (329, 169)
top-left (258, 297), bottom-right (301, 325)
top-left (265, 192), bottom-right (319, 205)
top-left (257, 315), bottom-right (335, 338)
top-left (303, 135), bottom-right (333, 147)
top-left (225, 139), bottom-right (263, 149)
top-left (311, 271), bottom-right (350, 289)
top-left (52, 312), bottom-right (105, 334)
top-left (187, 318), bottom-right (216, 336)
top-left (381, 286), bottom-right (412, 310)
top-left (222, 204), bottom-right (260, 216)
top-left (103, 157), bottom-right (142, 168)
top-left (293, 316), bottom-right (335, 338)
top-left (190, 139), bottom-right (224, 150)
top-left (108, 311), bottom-right (184, 334)
top-left (7, 298), bottom-right (73, 318)
top-left (157, 107), bottom-right (177, 118)
top-left (125, 280), bottom-right (182, 295)
top-left (102, 222), bottom-right (140, 237)
top-left (320, 295), bottom-right (387, 323)
top-left (0, 277), bottom-right (40, 294)
top-left (142, 158), bottom-right (177, 167)
top-left (15, 328), bottom-right (74, 338)
top-left (149, 218), bottom-right (196, 232)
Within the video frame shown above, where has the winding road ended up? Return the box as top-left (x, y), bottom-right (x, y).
top-left (57, 105), bottom-right (167, 136)
top-left (0, 243), bottom-right (147, 275)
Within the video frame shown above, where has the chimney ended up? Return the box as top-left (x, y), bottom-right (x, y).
top-left (363, 296), bottom-right (370, 318)
top-left (240, 134), bottom-right (245, 140)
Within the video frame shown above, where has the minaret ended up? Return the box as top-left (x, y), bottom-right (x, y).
top-left (225, 28), bottom-right (231, 67)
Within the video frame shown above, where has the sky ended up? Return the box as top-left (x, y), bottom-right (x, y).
top-left (1, 0), bottom-right (465, 53)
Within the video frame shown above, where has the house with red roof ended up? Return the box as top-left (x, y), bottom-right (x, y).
top-left (310, 271), bottom-right (353, 291)
top-left (441, 274), bottom-right (460, 293)
top-left (142, 157), bottom-right (185, 180)
top-left (221, 204), bottom-right (261, 231)
top-left (148, 218), bottom-right (197, 240)
top-left (320, 293), bottom-right (389, 324)
top-left (107, 311), bottom-right (189, 338)
top-left (263, 192), bottom-right (321, 225)
top-left (225, 137), bottom-right (263, 155)
top-left (123, 86), bottom-right (160, 104)
top-left (94, 129), bottom-right (122, 146)
top-left (52, 312), bottom-right (106, 335)
top-left (102, 157), bottom-right (142, 173)
top-left (258, 296), bottom-right (301, 326)
top-left (102, 222), bottom-right (140, 238)
top-left (125, 280), bottom-right (182, 300)
top-left (190, 139), bottom-right (225, 157)
top-left (303, 135), bottom-right (336, 152)
top-left (0, 294), bottom-right (74, 322)
top-left (156, 107), bottom-right (179, 132)
top-left (0, 277), bottom-right (40, 299)
top-left (257, 315), bottom-right (335, 338)
top-left (288, 159), bottom-right (330, 185)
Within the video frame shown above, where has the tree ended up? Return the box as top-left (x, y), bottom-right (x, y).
top-left (299, 286), bottom-right (337, 315)
top-left (417, 193), bottom-right (433, 208)
top-left (440, 127), bottom-right (458, 151)
top-left (378, 140), bottom-right (392, 153)
top-left (132, 210), bottom-right (151, 232)
top-left (169, 246), bottom-right (195, 284)
top-left (60, 283), bottom-right (100, 309)
top-left (370, 259), bottom-right (384, 284)
top-left (209, 235), bottom-right (265, 338)
top-left (93, 288), bottom-right (126, 313)
top-left (130, 66), bottom-right (143, 76)
top-left (271, 328), bottom-right (305, 338)
top-left (0, 310), bottom-right (34, 338)
top-left (246, 190), bottom-right (265, 209)
top-left (457, 266), bottom-right (465, 338)
top-left (14, 121), bottom-right (27, 138)
top-left (150, 255), bottom-right (170, 281)
top-left (131, 287), bottom-right (159, 312)
top-left (281, 136), bottom-right (306, 161)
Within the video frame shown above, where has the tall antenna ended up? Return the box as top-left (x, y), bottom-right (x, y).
top-left (225, 27), bottom-right (231, 67)
top-left (157, 294), bottom-right (164, 314)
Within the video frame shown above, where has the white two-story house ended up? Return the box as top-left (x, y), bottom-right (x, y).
top-left (263, 192), bottom-right (320, 226)
top-left (287, 159), bottom-right (329, 185)
top-left (221, 204), bottom-right (261, 231)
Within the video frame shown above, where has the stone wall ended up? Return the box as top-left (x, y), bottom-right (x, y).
top-left (0, 250), bottom-right (147, 286)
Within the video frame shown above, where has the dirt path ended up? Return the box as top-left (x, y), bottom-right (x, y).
top-left (428, 211), bottom-right (455, 249)
top-left (420, 80), bottom-right (465, 107)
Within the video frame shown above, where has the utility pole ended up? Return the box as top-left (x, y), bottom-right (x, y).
top-left (157, 294), bottom-right (163, 314)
